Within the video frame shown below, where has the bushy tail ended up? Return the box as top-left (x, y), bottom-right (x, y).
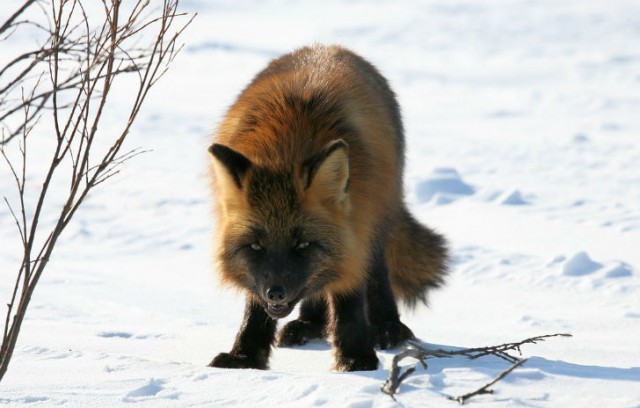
top-left (385, 207), bottom-right (448, 308)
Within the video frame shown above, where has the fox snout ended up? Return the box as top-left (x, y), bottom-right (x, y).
top-left (266, 286), bottom-right (286, 303)
top-left (260, 283), bottom-right (301, 319)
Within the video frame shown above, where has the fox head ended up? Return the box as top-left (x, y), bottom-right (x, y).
top-left (209, 139), bottom-right (353, 319)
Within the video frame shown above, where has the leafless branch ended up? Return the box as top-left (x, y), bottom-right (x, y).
top-left (0, 0), bottom-right (39, 38)
top-left (0, 0), bottom-right (194, 383)
top-left (381, 346), bottom-right (428, 400)
top-left (0, 0), bottom-right (193, 146)
top-left (447, 359), bottom-right (528, 405)
top-left (422, 333), bottom-right (573, 364)
top-left (381, 333), bottom-right (572, 401)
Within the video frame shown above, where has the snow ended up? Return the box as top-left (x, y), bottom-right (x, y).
top-left (561, 252), bottom-right (603, 276)
top-left (416, 168), bottom-right (475, 203)
top-left (1, 0), bottom-right (640, 406)
top-left (494, 189), bottom-right (528, 206)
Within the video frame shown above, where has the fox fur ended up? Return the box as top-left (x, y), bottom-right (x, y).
top-left (208, 44), bottom-right (448, 371)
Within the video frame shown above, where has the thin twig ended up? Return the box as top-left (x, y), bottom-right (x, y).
top-left (448, 359), bottom-right (528, 405)
top-left (0, 0), bottom-right (39, 37)
top-left (381, 347), bottom-right (428, 398)
top-left (419, 333), bottom-right (571, 364)
top-left (381, 333), bottom-right (572, 400)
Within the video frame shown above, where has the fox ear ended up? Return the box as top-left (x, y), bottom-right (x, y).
top-left (209, 143), bottom-right (252, 190)
top-left (303, 139), bottom-right (350, 203)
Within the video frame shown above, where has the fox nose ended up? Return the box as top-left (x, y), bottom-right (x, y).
top-left (266, 286), bottom-right (286, 302)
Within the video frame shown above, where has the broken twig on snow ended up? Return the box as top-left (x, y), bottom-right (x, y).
top-left (381, 333), bottom-right (571, 402)
top-left (447, 358), bottom-right (527, 404)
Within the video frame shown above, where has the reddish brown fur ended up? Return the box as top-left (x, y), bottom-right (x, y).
top-left (215, 47), bottom-right (392, 292)
top-left (209, 45), bottom-right (447, 371)
top-left (212, 45), bottom-right (445, 303)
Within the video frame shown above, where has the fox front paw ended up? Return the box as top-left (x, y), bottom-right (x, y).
top-left (277, 319), bottom-right (325, 347)
top-left (371, 321), bottom-right (415, 350)
top-left (334, 351), bottom-right (379, 371)
top-left (208, 352), bottom-right (267, 370)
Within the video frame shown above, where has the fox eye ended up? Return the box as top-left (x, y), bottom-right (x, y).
top-left (295, 241), bottom-right (310, 250)
top-left (250, 243), bottom-right (263, 251)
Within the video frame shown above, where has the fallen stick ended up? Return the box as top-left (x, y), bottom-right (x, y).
top-left (381, 333), bottom-right (571, 401)
top-left (447, 358), bottom-right (527, 404)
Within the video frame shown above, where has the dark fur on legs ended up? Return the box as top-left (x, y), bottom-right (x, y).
top-left (366, 236), bottom-right (415, 349)
top-left (209, 296), bottom-right (277, 369)
top-left (329, 290), bottom-right (379, 371)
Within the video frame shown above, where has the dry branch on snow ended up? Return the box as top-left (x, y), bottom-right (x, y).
top-left (382, 333), bottom-right (572, 403)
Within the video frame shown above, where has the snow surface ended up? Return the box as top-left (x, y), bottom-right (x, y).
top-left (1, 0), bottom-right (640, 406)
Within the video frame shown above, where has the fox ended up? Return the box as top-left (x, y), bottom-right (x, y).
top-left (208, 44), bottom-right (448, 371)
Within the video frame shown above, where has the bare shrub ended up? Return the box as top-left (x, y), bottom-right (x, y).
top-left (0, 0), bottom-right (194, 382)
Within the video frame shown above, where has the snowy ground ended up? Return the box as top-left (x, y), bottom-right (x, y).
top-left (1, 0), bottom-right (640, 406)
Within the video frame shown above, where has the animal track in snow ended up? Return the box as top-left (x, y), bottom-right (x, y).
top-left (98, 331), bottom-right (133, 339)
top-left (558, 252), bottom-right (634, 280)
top-left (602, 262), bottom-right (633, 278)
top-left (0, 396), bottom-right (49, 404)
top-left (123, 378), bottom-right (178, 402)
top-left (562, 252), bottom-right (602, 276)
top-left (495, 189), bottom-right (529, 205)
top-left (416, 167), bottom-right (474, 204)
top-left (97, 331), bottom-right (168, 340)
top-left (124, 378), bottom-right (163, 400)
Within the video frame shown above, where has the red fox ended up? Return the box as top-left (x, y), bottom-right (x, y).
top-left (208, 45), bottom-right (447, 371)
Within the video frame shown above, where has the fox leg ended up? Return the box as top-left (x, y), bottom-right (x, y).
top-left (366, 243), bottom-right (415, 349)
top-left (329, 290), bottom-right (379, 371)
top-left (209, 295), bottom-right (277, 369)
top-left (277, 297), bottom-right (327, 346)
